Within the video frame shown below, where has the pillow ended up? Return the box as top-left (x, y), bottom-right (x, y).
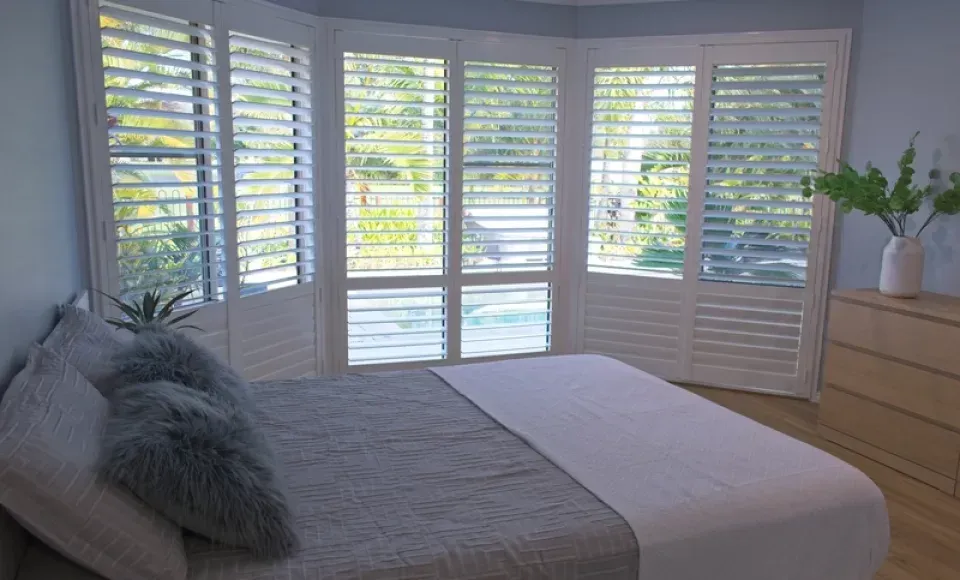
top-left (100, 381), bottom-right (298, 559)
top-left (42, 305), bottom-right (130, 393)
top-left (0, 345), bottom-right (188, 580)
top-left (111, 325), bottom-right (251, 408)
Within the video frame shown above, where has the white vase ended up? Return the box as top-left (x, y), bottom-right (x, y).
top-left (879, 236), bottom-right (924, 298)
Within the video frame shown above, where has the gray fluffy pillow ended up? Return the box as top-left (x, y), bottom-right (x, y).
top-left (99, 381), bottom-right (298, 559)
top-left (110, 325), bottom-right (251, 408)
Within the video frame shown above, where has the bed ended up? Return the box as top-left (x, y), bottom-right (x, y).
top-left (8, 354), bottom-right (888, 580)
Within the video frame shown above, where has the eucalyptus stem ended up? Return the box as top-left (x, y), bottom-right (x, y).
top-left (916, 211), bottom-right (941, 237)
top-left (878, 213), bottom-right (899, 236)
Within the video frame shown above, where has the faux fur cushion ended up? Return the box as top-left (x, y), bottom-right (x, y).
top-left (110, 325), bottom-right (251, 408)
top-left (100, 381), bottom-right (298, 559)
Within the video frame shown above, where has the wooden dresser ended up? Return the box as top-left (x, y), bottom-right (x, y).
top-left (819, 289), bottom-right (960, 495)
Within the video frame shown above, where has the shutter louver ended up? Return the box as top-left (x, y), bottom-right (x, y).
top-left (588, 66), bottom-right (695, 277)
top-left (100, 2), bottom-right (223, 306)
top-left (343, 53), bottom-right (449, 278)
top-left (700, 63), bottom-right (825, 287)
top-left (347, 288), bottom-right (447, 365)
top-left (462, 62), bottom-right (558, 273)
top-left (231, 32), bottom-right (314, 295)
top-left (462, 283), bottom-right (551, 358)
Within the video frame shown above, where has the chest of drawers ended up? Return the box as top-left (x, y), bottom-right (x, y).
top-left (819, 289), bottom-right (960, 494)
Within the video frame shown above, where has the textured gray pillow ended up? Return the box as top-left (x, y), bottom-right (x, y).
top-left (111, 325), bottom-right (251, 408)
top-left (42, 305), bottom-right (132, 393)
top-left (100, 381), bottom-right (298, 559)
top-left (0, 346), bottom-right (188, 580)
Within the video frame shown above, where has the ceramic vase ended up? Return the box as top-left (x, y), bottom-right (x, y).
top-left (879, 236), bottom-right (924, 298)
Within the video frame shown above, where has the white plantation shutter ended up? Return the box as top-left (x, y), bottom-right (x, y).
top-left (580, 43), bottom-right (841, 396)
top-left (223, 12), bottom-right (320, 381)
top-left (339, 43), bottom-right (452, 367)
top-left (347, 288), bottom-right (447, 365)
top-left (582, 51), bottom-right (699, 380)
top-left (343, 52), bottom-right (449, 279)
top-left (92, 1), bottom-right (321, 378)
top-left (462, 283), bottom-right (551, 358)
top-left (334, 37), bottom-right (564, 369)
top-left (84, 8), bottom-right (847, 385)
top-left (459, 54), bottom-right (560, 360)
top-left (462, 62), bottom-right (557, 273)
top-left (689, 48), bottom-right (831, 395)
top-left (99, 2), bottom-right (224, 307)
top-left (588, 64), bottom-right (695, 277)
top-left (699, 62), bottom-right (822, 286)
top-left (230, 32), bottom-right (315, 294)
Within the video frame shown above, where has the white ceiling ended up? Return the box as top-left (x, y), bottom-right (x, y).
top-left (518, 0), bottom-right (687, 5)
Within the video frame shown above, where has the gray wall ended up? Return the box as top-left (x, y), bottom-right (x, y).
top-left (835, 0), bottom-right (960, 294)
top-left (267, 0), bottom-right (578, 37)
top-left (577, 0), bottom-right (863, 38)
top-left (0, 0), bottom-right (86, 385)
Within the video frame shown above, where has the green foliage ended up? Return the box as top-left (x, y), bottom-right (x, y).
top-left (98, 289), bottom-right (202, 333)
top-left (801, 133), bottom-right (960, 236)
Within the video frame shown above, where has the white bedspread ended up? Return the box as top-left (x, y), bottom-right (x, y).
top-left (432, 355), bottom-right (889, 580)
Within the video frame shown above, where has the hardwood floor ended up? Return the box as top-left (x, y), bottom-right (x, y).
top-left (685, 386), bottom-right (960, 580)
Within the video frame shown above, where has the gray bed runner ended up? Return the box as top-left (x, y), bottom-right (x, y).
top-left (185, 370), bottom-right (639, 580)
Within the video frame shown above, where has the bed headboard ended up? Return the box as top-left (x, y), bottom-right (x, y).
top-left (0, 512), bottom-right (25, 580)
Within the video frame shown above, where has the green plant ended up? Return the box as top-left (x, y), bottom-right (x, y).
top-left (97, 289), bottom-right (201, 333)
top-left (801, 133), bottom-right (960, 236)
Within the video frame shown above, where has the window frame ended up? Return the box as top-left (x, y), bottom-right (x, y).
top-left (71, 0), bottom-right (851, 396)
top-left (330, 33), bottom-right (568, 372)
top-left (573, 31), bottom-right (851, 398)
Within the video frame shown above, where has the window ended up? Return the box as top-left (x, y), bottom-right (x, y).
top-left (462, 283), bottom-right (551, 358)
top-left (336, 37), bottom-right (562, 368)
top-left (343, 53), bottom-right (449, 278)
top-left (581, 42), bottom-right (841, 397)
top-left (231, 32), bottom-right (315, 295)
top-left (700, 62), bottom-right (824, 287)
top-left (588, 65), bottom-right (695, 277)
top-left (341, 50), bottom-right (451, 364)
top-left (462, 61), bottom-right (557, 274)
top-left (96, 1), bottom-right (318, 306)
top-left (100, 3), bottom-right (223, 307)
top-left (89, 0), bottom-right (322, 380)
top-left (79, 5), bottom-right (848, 385)
top-left (347, 288), bottom-right (447, 365)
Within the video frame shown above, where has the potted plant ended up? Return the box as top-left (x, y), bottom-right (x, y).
top-left (96, 289), bottom-right (201, 332)
top-left (801, 133), bottom-right (960, 298)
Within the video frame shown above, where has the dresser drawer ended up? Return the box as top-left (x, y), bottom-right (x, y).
top-left (828, 299), bottom-right (960, 377)
top-left (825, 344), bottom-right (960, 431)
top-left (820, 386), bottom-right (960, 478)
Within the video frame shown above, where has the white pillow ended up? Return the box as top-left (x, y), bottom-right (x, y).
top-left (0, 345), bottom-right (187, 580)
top-left (42, 305), bottom-right (131, 392)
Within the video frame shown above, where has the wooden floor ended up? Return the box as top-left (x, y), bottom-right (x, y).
top-left (685, 386), bottom-right (960, 580)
